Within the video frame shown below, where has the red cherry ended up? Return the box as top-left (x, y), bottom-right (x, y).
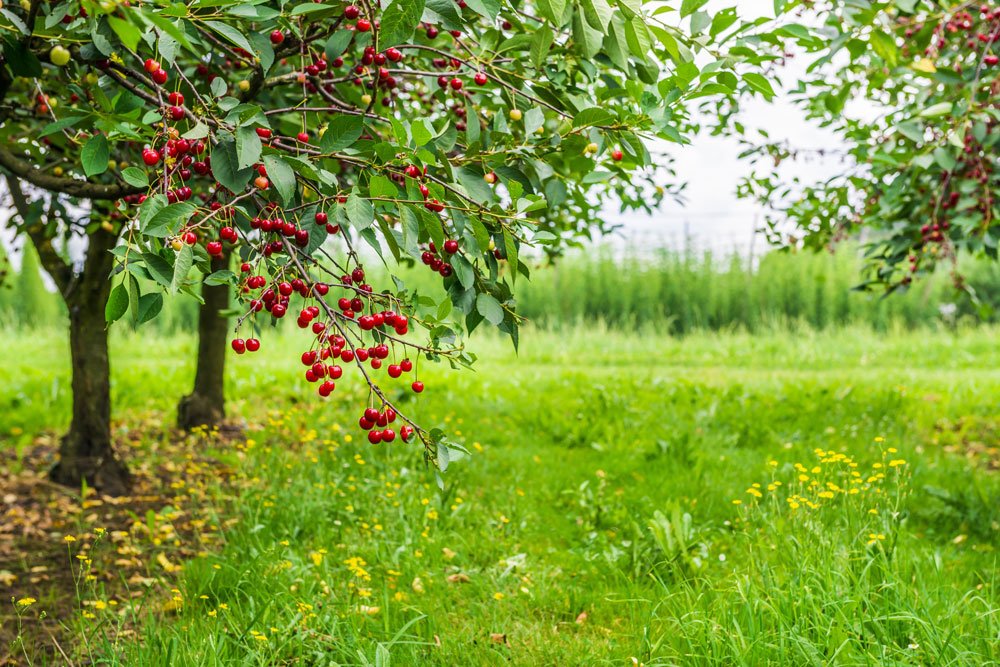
top-left (368, 430), bottom-right (382, 444)
top-left (167, 91), bottom-right (184, 105)
top-left (256, 127), bottom-right (272, 139)
top-left (449, 77), bottom-right (463, 90)
top-left (400, 358), bottom-right (413, 372)
top-left (315, 211), bottom-right (328, 225)
top-left (382, 429), bottom-right (396, 442)
top-left (411, 381), bottom-right (424, 393)
top-left (270, 30), bottom-right (284, 45)
top-left (356, 18), bottom-right (371, 32)
top-left (344, 4), bottom-right (359, 19)
top-left (474, 72), bottom-right (487, 85)
top-left (144, 59), bottom-right (160, 73)
top-left (296, 131), bottom-right (309, 143)
top-left (245, 338), bottom-right (260, 352)
top-left (231, 338), bottom-right (246, 354)
top-left (611, 149), bottom-right (623, 161)
top-left (207, 241), bottom-right (223, 256)
top-left (400, 425), bottom-right (414, 442)
top-left (151, 69), bottom-right (168, 84)
top-left (142, 149), bottom-right (161, 166)
top-left (443, 239), bottom-right (459, 254)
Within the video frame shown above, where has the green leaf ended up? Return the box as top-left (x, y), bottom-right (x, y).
top-left (121, 166), bottom-right (148, 188)
top-left (476, 293), bottom-right (505, 325)
top-left (503, 229), bottom-right (518, 282)
top-left (170, 244), bottom-right (193, 294)
top-left (81, 135), bottom-right (109, 178)
top-left (107, 15), bottom-right (141, 52)
top-left (932, 147), bottom-right (956, 172)
top-left (40, 115), bottom-right (89, 138)
top-left (423, 0), bottom-right (462, 28)
top-left (463, 0), bottom-right (500, 19)
top-left (320, 114), bottom-right (364, 152)
top-left (136, 292), bottom-right (163, 324)
top-left (204, 270), bottom-right (236, 286)
top-left (143, 202), bottom-right (196, 238)
top-left (127, 273), bottom-right (140, 325)
top-left (524, 107), bottom-right (545, 135)
top-left (583, 0), bottom-right (614, 31)
top-left (573, 107), bottom-right (614, 128)
top-left (452, 254), bottom-right (474, 289)
top-left (236, 125), bottom-right (262, 169)
top-left (536, 0), bottom-right (567, 25)
top-left (105, 282), bottom-right (129, 323)
top-left (742, 72), bottom-right (775, 98)
top-left (919, 102), bottom-right (952, 118)
top-left (573, 10), bottom-right (605, 57)
top-left (263, 155), bottom-right (296, 205)
top-left (411, 119), bottom-right (433, 146)
top-left (369, 174), bottom-right (398, 198)
top-left (680, 0), bottom-right (709, 17)
top-left (380, 0), bottom-right (426, 48)
top-left (531, 25), bottom-right (554, 69)
top-left (690, 10), bottom-right (710, 34)
top-left (324, 30), bottom-right (354, 61)
top-left (212, 140), bottom-right (254, 193)
top-left (142, 252), bottom-right (173, 287)
top-left (203, 20), bottom-right (256, 56)
top-left (346, 193), bottom-right (375, 229)
top-left (870, 29), bottom-right (898, 67)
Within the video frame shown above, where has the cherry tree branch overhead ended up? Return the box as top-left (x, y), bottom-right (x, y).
top-left (0, 0), bottom-right (801, 478)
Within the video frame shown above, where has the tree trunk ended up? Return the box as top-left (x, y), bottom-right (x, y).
top-left (177, 256), bottom-right (229, 430)
top-left (49, 228), bottom-right (130, 495)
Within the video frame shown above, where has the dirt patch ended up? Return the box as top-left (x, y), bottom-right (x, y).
top-left (932, 416), bottom-right (1000, 471)
top-left (0, 421), bottom-right (248, 665)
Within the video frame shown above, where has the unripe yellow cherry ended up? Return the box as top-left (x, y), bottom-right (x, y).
top-left (361, 93), bottom-right (372, 105)
top-left (508, 108), bottom-right (522, 121)
top-left (101, 221), bottom-right (114, 233)
top-left (50, 45), bottom-right (71, 67)
top-left (171, 238), bottom-right (183, 251)
top-left (585, 142), bottom-right (598, 154)
top-left (238, 79), bottom-right (251, 92)
top-left (20, 0), bottom-right (30, 10)
top-left (53, 166), bottom-right (64, 176)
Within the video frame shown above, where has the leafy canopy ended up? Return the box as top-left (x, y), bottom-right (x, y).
top-left (1, 0), bottom-right (792, 470)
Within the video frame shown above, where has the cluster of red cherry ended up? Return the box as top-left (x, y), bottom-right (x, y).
top-left (420, 240), bottom-right (460, 278)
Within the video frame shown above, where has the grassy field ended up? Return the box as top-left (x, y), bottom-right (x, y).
top-left (2, 325), bottom-right (999, 665)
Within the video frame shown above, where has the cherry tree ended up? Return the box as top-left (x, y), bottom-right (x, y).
top-left (1, 0), bottom-right (795, 492)
top-left (739, 1), bottom-right (999, 293)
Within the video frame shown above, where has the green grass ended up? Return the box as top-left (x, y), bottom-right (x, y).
top-left (2, 325), bottom-right (999, 665)
top-left (4, 243), bottom-right (1000, 335)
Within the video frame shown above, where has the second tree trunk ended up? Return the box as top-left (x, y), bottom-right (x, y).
top-left (177, 257), bottom-right (229, 430)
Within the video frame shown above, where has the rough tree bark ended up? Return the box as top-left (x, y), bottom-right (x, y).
top-left (6, 177), bottom-right (130, 495)
top-left (50, 227), bottom-right (130, 494)
top-left (176, 256), bottom-right (229, 430)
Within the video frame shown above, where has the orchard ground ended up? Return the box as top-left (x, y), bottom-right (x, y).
top-left (2, 325), bottom-right (999, 665)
